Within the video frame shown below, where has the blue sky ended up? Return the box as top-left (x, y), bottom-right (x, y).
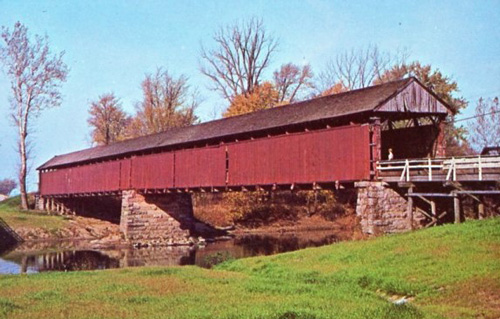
top-left (0, 0), bottom-right (499, 192)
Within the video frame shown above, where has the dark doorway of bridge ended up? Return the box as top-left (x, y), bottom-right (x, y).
top-left (382, 124), bottom-right (440, 160)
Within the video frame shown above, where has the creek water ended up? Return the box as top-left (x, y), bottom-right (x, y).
top-left (0, 230), bottom-right (340, 274)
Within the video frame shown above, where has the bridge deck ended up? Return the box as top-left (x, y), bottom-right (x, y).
top-left (377, 155), bottom-right (500, 183)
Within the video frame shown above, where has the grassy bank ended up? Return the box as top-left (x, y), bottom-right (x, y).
top-left (0, 196), bottom-right (70, 231)
top-left (0, 218), bottom-right (499, 318)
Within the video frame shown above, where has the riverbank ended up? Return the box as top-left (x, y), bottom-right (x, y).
top-left (1, 195), bottom-right (359, 245)
top-left (0, 197), bottom-right (124, 247)
top-left (0, 218), bottom-right (498, 319)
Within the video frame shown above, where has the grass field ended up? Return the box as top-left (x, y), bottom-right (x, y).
top-left (1, 216), bottom-right (499, 318)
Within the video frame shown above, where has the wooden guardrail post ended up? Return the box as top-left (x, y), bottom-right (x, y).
top-left (428, 157), bottom-right (432, 181)
top-left (478, 155), bottom-right (482, 181)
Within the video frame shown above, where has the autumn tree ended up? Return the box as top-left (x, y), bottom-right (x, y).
top-left (0, 22), bottom-right (68, 210)
top-left (318, 45), bottom-right (407, 93)
top-left (201, 18), bottom-right (278, 102)
top-left (320, 82), bottom-right (349, 96)
top-left (376, 61), bottom-right (470, 155)
top-left (0, 178), bottom-right (16, 196)
top-left (88, 93), bottom-right (130, 146)
top-left (127, 68), bottom-right (198, 137)
top-left (223, 82), bottom-right (278, 117)
top-left (273, 63), bottom-right (314, 103)
top-left (468, 97), bottom-right (500, 151)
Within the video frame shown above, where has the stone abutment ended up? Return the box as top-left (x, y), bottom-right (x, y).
top-left (355, 181), bottom-right (425, 234)
top-left (120, 190), bottom-right (198, 246)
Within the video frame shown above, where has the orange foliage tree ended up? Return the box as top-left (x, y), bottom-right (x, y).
top-left (320, 82), bottom-right (349, 96)
top-left (223, 82), bottom-right (279, 117)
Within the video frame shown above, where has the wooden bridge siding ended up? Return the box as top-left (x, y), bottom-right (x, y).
top-left (40, 125), bottom-right (371, 195)
top-left (131, 152), bottom-right (175, 189)
top-left (40, 170), bottom-right (66, 195)
top-left (119, 158), bottom-right (132, 190)
top-left (40, 161), bottom-right (121, 195)
top-left (227, 125), bottom-right (371, 186)
top-left (175, 146), bottom-right (227, 188)
top-left (80, 161), bottom-right (121, 193)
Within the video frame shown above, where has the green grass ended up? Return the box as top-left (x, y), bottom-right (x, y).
top-left (0, 218), bottom-right (499, 319)
top-left (0, 196), bottom-right (70, 231)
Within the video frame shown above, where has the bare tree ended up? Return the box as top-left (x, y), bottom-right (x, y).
top-left (469, 97), bottom-right (500, 151)
top-left (200, 18), bottom-right (278, 102)
top-left (0, 178), bottom-right (17, 196)
top-left (273, 63), bottom-right (314, 103)
top-left (127, 68), bottom-right (198, 138)
top-left (88, 93), bottom-right (130, 146)
top-left (0, 22), bottom-right (68, 210)
top-left (318, 45), bottom-right (407, 93)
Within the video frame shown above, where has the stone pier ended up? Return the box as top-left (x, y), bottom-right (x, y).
top-left (355, 181), bottom-right (424, 234)
top-left (120, 190), bottom-right (197, 246)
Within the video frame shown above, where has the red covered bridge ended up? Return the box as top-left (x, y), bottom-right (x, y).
top-left (38, 77), bottom-right (449, 195)
top-left (37, 78), bottom-right (461, 243)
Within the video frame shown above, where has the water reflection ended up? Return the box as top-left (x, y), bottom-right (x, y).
top-left (0, 231), bottom-right (340, 274)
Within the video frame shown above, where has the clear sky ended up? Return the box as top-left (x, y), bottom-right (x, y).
top-left (0, 0), bottom-right (499, 192)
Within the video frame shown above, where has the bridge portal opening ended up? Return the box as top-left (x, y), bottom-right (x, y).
top-left (380, 117), bottom-right (444, 160)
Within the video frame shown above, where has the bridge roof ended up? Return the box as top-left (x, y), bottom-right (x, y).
top-left (39, 77), bottom-right (450, 170)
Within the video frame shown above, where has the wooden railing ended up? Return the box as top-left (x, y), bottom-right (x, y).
top-left (377, 155), bottom-right (500, 182)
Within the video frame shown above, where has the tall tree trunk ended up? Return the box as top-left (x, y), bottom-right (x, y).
top-left (19, 127), bottom-right (28, 210)
top-left (1, 22), bottom-right (69, 210)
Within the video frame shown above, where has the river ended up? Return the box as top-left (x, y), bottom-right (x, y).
top-left (0, 230), bottom-right (341, 274)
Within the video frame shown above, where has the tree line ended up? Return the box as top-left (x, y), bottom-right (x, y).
top-left (0, 18), bottom-right (498, 209)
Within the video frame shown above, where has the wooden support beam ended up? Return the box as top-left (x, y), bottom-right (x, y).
top-left (407, 187), bottom-right (414, 230)
top-left (430, 199), bottom-right (436, 220)
top-left (417, 195), bottom-right (432, 205)
top-left (453, 192), bottom-right (461, 223)
top-left (478, 202), bottom-right (485, 220)
top-left (398, 182), bottom-right (415, 188)
top-left (456, 190), bottom-right (500, 195)
top-left (416, 207), bottom-right (435, 224)
top-left (410, 192), bottom-right (453, 198)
